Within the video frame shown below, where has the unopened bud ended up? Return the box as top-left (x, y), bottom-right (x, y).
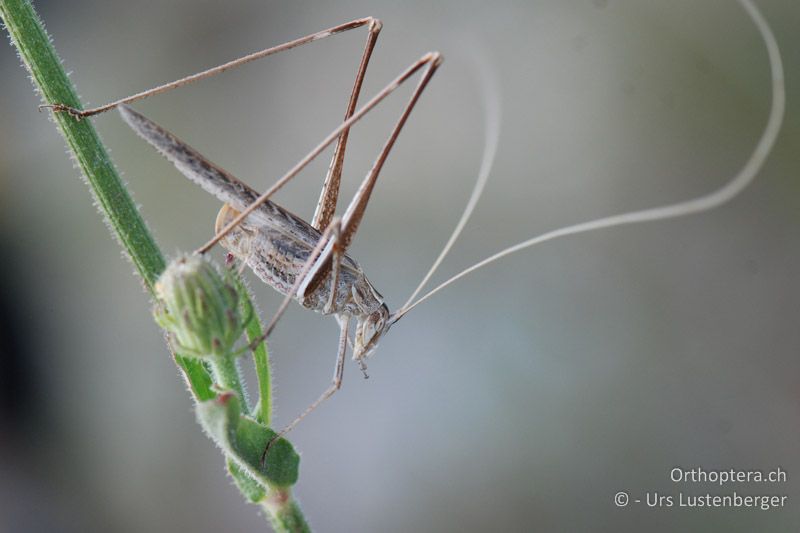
top-left (154, 254), bottom-right (242, 358)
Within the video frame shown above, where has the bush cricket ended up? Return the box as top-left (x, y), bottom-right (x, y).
top-left (44, 2), bottom-right (784, 456)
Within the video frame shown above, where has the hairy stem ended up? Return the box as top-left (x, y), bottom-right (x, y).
top-left (264, 489), bottom-right (312, 533)
top-left (1, 0), bottom-right (163, 288)
top-left (210, 352), bottom-right (246, 407)
top-left (0, 0), bottom-right (213, 393)
top-left (1, 1), bottom-right (308, 529)
top-left (236, 276), bottom-right (272, 425)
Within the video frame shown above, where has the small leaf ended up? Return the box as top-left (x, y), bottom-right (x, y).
top-left (175, 354), bottom-right (216, 401)
top-left (233, 275), bottom-right (272, 425)
top-left (197, 392), bottom-right (300, 488)
top-left (227, 459), bottom-right (266, 503)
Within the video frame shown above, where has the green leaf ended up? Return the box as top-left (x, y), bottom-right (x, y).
top-left (197, 392), bottom-right (299, 488)
top-left (175, 354), bottom-right (216, 401)
top-left (227, 459), bottom-right (267, 503)
top-left (2, 1), bottom-right (308, 527)
top-left (234, 276), bottom-right (272, 425)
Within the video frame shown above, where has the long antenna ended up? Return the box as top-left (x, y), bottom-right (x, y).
top-left (394, 0), bottom-right (785, 323)
top-left (399, 53), bottom-right (502, 313)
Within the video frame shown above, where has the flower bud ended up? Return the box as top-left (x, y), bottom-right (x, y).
top-left (154, 254), bottom-right (242, 358)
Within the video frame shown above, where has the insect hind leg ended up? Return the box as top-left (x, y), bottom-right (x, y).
top-left (41, 17), bottom-right (383, 120)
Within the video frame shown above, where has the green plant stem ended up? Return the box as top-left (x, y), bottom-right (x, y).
top-left (0, 0), bottom-right (211, 397)
top-left (1, 0), bottom-right (163, 288)
top-left (237, 277), bottom-right (272, 425)
top-left (1, 2), bottom-right (309, 530)
top-left (210, 353), bottom-right (246, 407)
top-left (264, 490), bottom-right (312, 533)
top-left (248, 313), bottom-right (272, 424)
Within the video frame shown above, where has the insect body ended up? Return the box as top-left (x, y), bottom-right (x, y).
top-left (65, 15), bottom-right (444, 436)
top-left (119, 100), bottom-right (395, 373)
top-left (217, 202), bottom-right (388, 330)
top-left (216, 202), bottom-right (391, 359)
top-left (47, 3), bottom-right (784, 439)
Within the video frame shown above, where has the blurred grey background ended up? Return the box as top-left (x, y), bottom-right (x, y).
top-left (1, 0), bottom-right (798, 531)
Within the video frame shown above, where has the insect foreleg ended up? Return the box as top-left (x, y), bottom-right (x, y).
top-left (261, 313), bottom-right (350, 464)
